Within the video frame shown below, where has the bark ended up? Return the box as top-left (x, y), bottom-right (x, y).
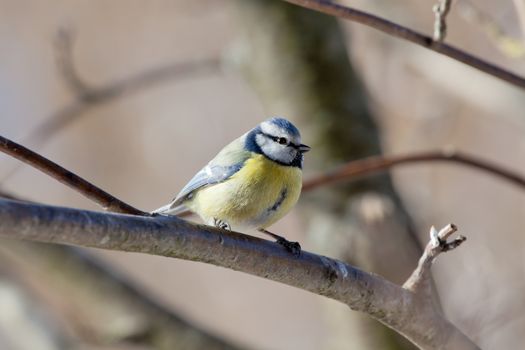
top-left (0, 198), bottom-right (478, 350)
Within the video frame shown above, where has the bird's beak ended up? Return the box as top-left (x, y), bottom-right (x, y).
top-left (298, 144), bottom-right (311, 153)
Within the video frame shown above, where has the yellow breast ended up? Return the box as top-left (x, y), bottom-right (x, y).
top-left (188, 154), bottom-right (302, 230)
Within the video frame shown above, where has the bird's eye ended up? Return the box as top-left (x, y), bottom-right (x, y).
top-left (277, 137), bottom-right (287, 145)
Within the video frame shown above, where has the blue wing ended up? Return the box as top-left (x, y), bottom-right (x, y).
top-left (173, 162), bottom-right (244, 203)
top-left (153, 135), bottom-right (251, 214)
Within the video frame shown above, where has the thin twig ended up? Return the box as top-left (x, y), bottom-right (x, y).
top-left (0, 198), bottom-right (479, 350)
top-left (0, 135), bottom-right (148, 216)
top-left (30, 61), bottom-right (221, 148)
top-left (30, 29), bottom-right (221, 148)
top-left (3, 134), bottom-right (523, 215)
top-left (433, 0), bottom-right (453, 41)
top-left (282, 0), bottom-right (525, 90)
top-left (0, 30), bottom-right (220, 183)
top-left (54, 28), bottom-right (93, 95)
top-left (303, 150), bottom-right (525, 192)
top-left (403, 224), bottom-right (466, 296)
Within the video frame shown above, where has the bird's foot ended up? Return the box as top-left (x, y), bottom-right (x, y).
top-left (259, 229), bottom-right (301, 257)
top-left (275, 237), bottom-right (301, 257)
top-left (213, 218), bottom-right (231, 231)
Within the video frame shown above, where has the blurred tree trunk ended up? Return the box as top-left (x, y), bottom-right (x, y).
top-left (0, 240), bottom-right (243, 350)
top-left (232, 1), bottom-right (426, 349)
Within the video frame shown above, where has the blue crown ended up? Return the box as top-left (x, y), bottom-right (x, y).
top-left (266, 117), bottom-right (301, 138)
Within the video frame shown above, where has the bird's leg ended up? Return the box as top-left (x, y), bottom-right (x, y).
top-left (213, 218), bottom-right (231, 231)
top-left (258, 229), bottom-right (301, 257)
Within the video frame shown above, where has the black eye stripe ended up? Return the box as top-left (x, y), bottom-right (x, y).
top-left (261, 132), bottom-right (297, 147)
top-left (249, 130), bottom-right (303, 168)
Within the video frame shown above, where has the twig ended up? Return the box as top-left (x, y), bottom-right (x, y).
top-left (404, 224), bottom-right (466, 296)
top-left (282, 0), bottom-right (525, 90)
top-left (0, 138), bottom-right (486, 348)
top-left (303, 150), bottom-right (525, 192)
top-left (0, 135), bottom-right (147, 216)
top-left (4, 134), bottom-right (523, 216)
top-left (0, 198), bottom-right (478, 350)
top-left (0, 190), bottom-right (239, 349)
top-left (28, 60), bottom-right (221, 147)
top-left (31, 30), bottom-right (221, 147)
top-left (54, 28), bottom-right (93, 95)
top-left (433, 0), bottom-right (453, 41)
top-left (0, 31), bottom-right (220, 184)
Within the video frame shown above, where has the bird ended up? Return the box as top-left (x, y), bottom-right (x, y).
top-left (153, 117), bottom-right (310, 255)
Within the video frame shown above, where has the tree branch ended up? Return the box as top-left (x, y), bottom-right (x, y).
top-left (54, 28), bottom-right (94, 95)
top-left (30, 30), bottom-right (221, 148)
top-left (282, 0), bottom-right (525, 90)
top-left (0, 135), bottom-right (148, 215)
top-left (303, 150), bottom-right (525, 192)
top-left (0, 126), bottom-right (491, 349)
top-left (403, 224), bottom-right (466, 298)
top-left (2, 134), bottom-right (523, 218)
top-left (0, 198), bottom-right (477, 349)
top-left (1, 30), bottom-right (221, 184)
top-left (433, 0), bottom-right (453, 41)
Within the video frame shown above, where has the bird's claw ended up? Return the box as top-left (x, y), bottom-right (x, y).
top-left (213, 218), bottom-right (231, 231)
top-left (276, 237), bottom-right (301, 257)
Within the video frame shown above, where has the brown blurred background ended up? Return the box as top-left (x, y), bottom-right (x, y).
top-left (1, 1), bottom-right (525, 349)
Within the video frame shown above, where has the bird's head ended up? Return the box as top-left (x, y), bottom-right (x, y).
top-left (247, 117), bottom-right (310, 168)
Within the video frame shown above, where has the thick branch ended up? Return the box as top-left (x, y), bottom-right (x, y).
top-left (283, 0), bottom-right (525, 90)
top-left (0, 198), bottom-right (477, 349)
top-left (303, 150), bottom-right (525, 192)
top-left (0, 135), bottom-right (147, 215)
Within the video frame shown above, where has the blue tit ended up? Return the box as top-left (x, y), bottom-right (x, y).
top-left (153, 117), bottom-right (310, 254)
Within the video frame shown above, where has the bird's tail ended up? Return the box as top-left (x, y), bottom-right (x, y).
top-left (151, 201), bottom-right (188, 216)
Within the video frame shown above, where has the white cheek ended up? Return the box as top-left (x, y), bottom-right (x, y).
top-left (264, 144), bottom-right (295, 163)
top-left (255, 134), bottom-right (268, 147)
top-left (262, 142), bottom-right (281, 156)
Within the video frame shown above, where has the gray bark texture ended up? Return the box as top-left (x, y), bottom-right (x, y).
top-left (0, 198), bottom-right (478, 350)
